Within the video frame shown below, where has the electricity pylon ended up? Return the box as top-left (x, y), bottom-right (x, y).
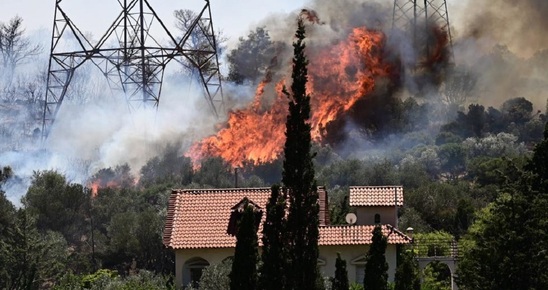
top-left (42, 0), bottom-right (224, 139)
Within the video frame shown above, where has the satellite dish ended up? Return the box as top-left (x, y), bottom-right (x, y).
top-left (345, 213), bottom-right (357, 225)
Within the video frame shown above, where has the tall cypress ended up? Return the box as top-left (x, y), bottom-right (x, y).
top-left (229, 202), bottom-right (259, 290)
top-left (332, 253), bottom-right (349, 290)
top-left (259, 184), bottom-right (288, 290)
top-left (282, 18), bottom-right (320, 290)
top-left (394, 250), bottom-right (420, 290)
top-left (363, 225), bottom-right (389, 290)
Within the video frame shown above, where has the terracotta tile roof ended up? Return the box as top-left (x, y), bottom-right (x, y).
top-left (163, 188), bottom-right (271, 249)
top-left (349, 186), bottom-right (403, 206)
top-left (164, 187), bottom-right (410, 249)
top-left (319, 224), bottom-right (411, 245)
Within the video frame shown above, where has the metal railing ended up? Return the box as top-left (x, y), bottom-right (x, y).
top-left (413, 238), bottom-right (460, 259)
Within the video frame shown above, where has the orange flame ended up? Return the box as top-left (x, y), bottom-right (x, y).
top-left (88, 178), bottom-right (132, 197)
top-left (90, 181), bottom-right (100, 197)
top-left (187, 27), bottom-right (394, 167)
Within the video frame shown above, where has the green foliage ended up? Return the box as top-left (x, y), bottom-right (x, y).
top-left (139, 143), bottom-right (193, 186)
top-left (329, 187), bottom-right (349, 225)
top-left (317, 159), bottom-right (369, 187)
top-left (438, 143), bottom-right (466, 179)
top-left (227, 26), bottom-right (277, 84)
top-left (0, 210), bottom-right (68, 290)
top-left (23, 170), bottom-right (90, 245)
top-left (230, 202), bottom-right (259, 290)
top-left (458, 172), bottom-right (548, 289)
top-left (92, 164), bottom-right (135, 189)
top-left (526, 121), bottom-right (548, 190)
top-left (0, 165), bottom-right (13, 184)
top-left (317, 159), bottom-right (401, 188)
top-left (259, 185), bottom-right (288, 290)
top-left (199, 259), bottom-right (232, 290)
top-left (501, 97), bottom-right (533, 125)
top-left (80, 269), bottom-right (118, 288)
top-left (54, 269), bottom-right (173, 290)
top-left (92, 186), bottom-right (173, 274)
top-left (282, 18), bottom-right (321, 290)
top-left (394, 250), bottom-right (420, 290)
top-left (192, 157), bottom-right (234, 188)
top-left (406, 183), bottom-right (476, 235)
top-left (458, 126), bottom-right (548, 289)
top-left (363, 226), bottom-right (389, 290)
top-left (420, 262), bottom-right (451, 290)
top-left (332, 253), bottom-right (349, 290)
top-left (0, 191), bottom-right (15, 236)
top-left (398, 207), bottom-right (431, 233)
top-left (413, 232), bottom-right (454, 257)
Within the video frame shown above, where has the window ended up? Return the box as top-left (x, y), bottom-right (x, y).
top-left (183, 257), bottom-right (210, 289)
top-left (374, 213), bottom-right (381, 224)
top-left (351, 255), bottom-right (367, 285)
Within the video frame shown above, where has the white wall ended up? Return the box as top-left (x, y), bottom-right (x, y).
top-left (175, 248), bottom-right (233, 288)
top-left (319, 244), bottom-right (398, 284)
top-left (355, 206), bottom-right (398, 226)
top-left (175, 244), bottom-right (399, 288)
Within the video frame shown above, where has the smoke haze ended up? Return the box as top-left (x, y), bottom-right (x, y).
top-left (2, 0), bottom-right (548, 205)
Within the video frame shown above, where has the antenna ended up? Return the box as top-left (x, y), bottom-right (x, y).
top-left (345, 213), bottom-right (357, 225)
top-left (42, 0), bottom-right (224, 139)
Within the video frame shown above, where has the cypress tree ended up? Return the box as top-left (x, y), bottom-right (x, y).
top-left (282, 17), bottom-right (320, 290)
top-left (363, 225), bottom-right (389, 290)
top-left (394, 250), bottom-right (420, 290)
top-left (332, 253), bottom-right (349, 290)
top-left (229, 202), bottom-right (259, 290)
top-left (259, 184), bottom-right (288, 290)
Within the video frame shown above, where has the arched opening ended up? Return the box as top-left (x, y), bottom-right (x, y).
top-left (374, 213), bottom-right (381, 224)
top-left (183, 257), bottom-right (210, 289)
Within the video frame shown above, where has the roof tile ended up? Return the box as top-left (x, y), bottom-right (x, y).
top-left (349, 186), bottom-right (403, 206)
top-left (164, 187), bottom-right (410, 249)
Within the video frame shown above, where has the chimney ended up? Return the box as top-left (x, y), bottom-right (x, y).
top-left (318, 186), bottom-right (330, 226)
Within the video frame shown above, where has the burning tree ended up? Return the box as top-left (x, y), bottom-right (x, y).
top-left (282, 17), bottom-right (321, 290)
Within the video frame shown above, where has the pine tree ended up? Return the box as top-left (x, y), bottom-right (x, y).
top-left (332, 253), bottom-right (349, 290)
top-left (229, 202), bottom-right (259, 290)
top-left (394, 250), bottom-right (420, 290)
top-left (259, 184), bottom-right (288, 290)
top-left (282, 17), bottom-right (320, 290)
top-left (363, 226), bottom-right (389, 290)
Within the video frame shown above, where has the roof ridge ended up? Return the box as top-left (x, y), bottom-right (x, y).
top-left (172, 187), bottom-right (272, 194)
top-left (349, 185), bottom-right (403, 188)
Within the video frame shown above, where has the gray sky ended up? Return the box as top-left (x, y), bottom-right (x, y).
top-left (0, 0), bottom-right (309, 47)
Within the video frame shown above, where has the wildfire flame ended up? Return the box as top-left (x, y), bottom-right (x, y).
top-left (187, 27), bottom-right (394, 167)
top-left (88, 176), bottom-right (138, 197)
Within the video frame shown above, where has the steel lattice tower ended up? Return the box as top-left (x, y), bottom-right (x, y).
top-left (392, 0), bottom-right (454, 62)
top-left (42, 0), bottom-right (224, 139)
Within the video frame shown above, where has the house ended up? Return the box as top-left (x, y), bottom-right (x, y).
top-left (163, 186), bottom-right (411, 288)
